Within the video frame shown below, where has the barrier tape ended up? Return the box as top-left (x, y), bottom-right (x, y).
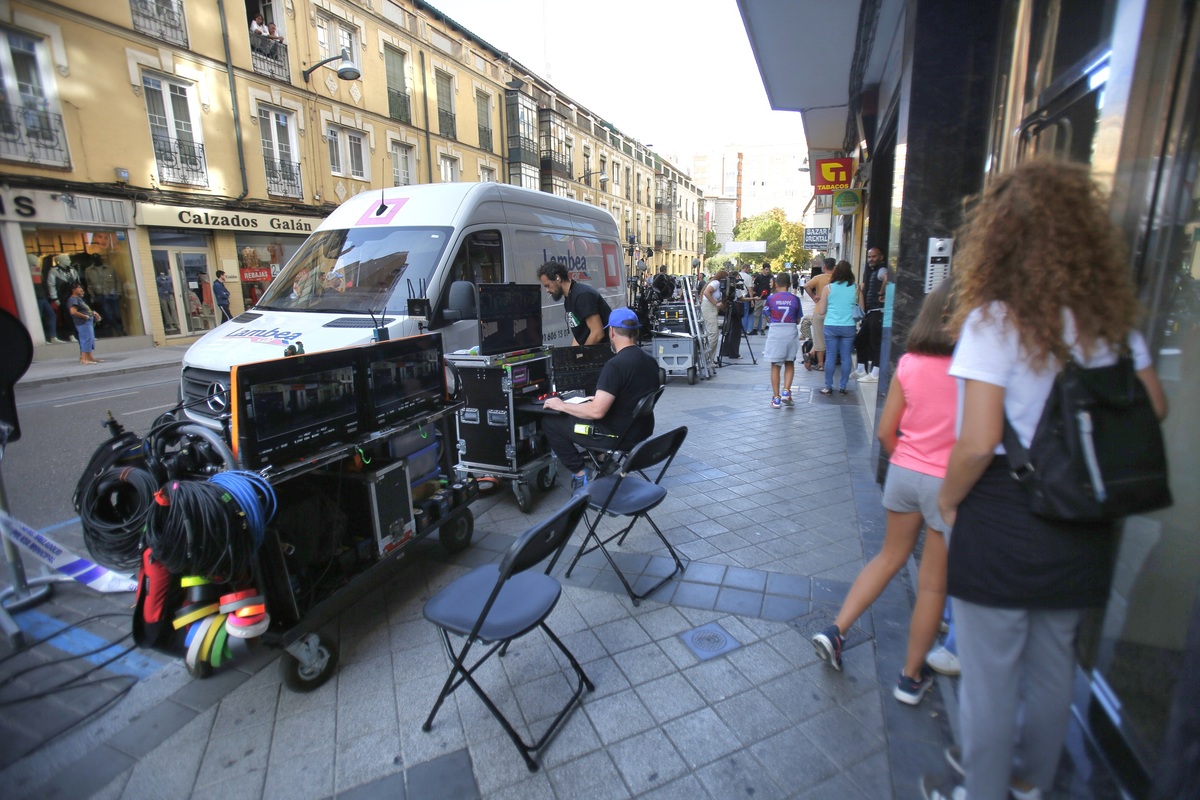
top-left (0, 510), bottom-right (137, 594)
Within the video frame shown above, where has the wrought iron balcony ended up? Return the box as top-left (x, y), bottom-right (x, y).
top-left (388, 89), bottom-right (411, 123)
top-left (438, 109), bottom-right (456, 139)
top-left (250, 39), bottom-right (289, 82)
top-left (507, 134), bottom-right (538, 167)
top-left (539, 149), bottom-right (570, 176)
top-left (264, 157), bottom-right (302, 198)
top-left (0, 102), bottom-right (70, 168)
top-left (152, 135), bottom-right (208, 186)
top-left (478, 125), bottom-right (492, 152)
top-left (130, 0), bottom-right (187, 48)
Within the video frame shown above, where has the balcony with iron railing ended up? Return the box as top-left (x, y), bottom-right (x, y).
top-left (438, 109), bottom-right (456, 139)
top-left (130, 0), bottom-right (187, 48)
top-left (388, 89), bottom-right (412, 124)
top-left (539, 148), bottom-right (570, 177)
top-left (152, 135), bottom-right (207, 186)
top-left (0, 102), bottom-right (70, 168)
top-left (264, 157), bottom-right (302, 198)
top-left (250, 39), bottom-right (289, 82)
top-left (478, 125), bottom-right (492, 152)
top-left (507, 134), bottom-right (539, 167)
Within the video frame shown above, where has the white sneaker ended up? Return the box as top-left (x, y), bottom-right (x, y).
top-left (859, 371), bottom-right (878, 384)
top-left (926, 646), bottom-right (961, 676)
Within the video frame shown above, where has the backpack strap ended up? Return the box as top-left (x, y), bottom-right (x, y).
top-left (1002, 415), bottom-right (1035, 484)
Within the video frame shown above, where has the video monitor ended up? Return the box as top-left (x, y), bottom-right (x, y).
top-left (231, 348), bottom-right (363, 470)
top-left (361, 333), bottom-right (447, 429)
top-left (478, 283), bottom-right (542, 355)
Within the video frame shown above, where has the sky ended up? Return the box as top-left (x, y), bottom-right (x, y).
top-left (424, 0), bottom-right (806, 162)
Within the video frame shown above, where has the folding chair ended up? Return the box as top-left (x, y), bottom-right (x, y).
top-left (583, 385), bottom-right (664, 477)
top-left (421, 495), bottom-right (592, 771)
top-left (566, 426), bottom-right (688, 605)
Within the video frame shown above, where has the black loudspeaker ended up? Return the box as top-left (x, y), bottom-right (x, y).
top-left (0, 309), bottom-right (34, 443)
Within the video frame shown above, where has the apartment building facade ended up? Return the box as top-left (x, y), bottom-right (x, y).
top-left (0, 0), bottom-right (698, 349)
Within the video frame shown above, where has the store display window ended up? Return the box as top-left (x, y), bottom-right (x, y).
top-left (235, 232), bottom-right (305, 309)
top-left (23, 226), bottom-right (143, 340)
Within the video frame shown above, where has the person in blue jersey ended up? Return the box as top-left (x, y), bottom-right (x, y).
top-left (762, 272), bottom-right (803, 409)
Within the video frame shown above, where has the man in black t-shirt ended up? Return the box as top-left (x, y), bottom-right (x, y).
top-left (542, 307), bottom-right (660, 489)
top-left (537, 261), bottom-right (612, 346)
top-left (750, 263), bottom-right (773, 334)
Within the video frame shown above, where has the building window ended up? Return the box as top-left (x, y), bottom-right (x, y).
top-left (384, 46), bottom-right (410, 123)
top-left (327, 124), bottom-right (367, 180)
top-left (435, 70), bottom-right (455, 139)
top-left (130, 0), bottom-right (187, 48)
top-left (390, 141), bottom-right (413, 186)
top-left (480, 166), bottom-right (496, 182)
top-left (315, 13), bottom-right (358, 70)
top-left (439, 154), bottom-right (459, 183)
top-left (144, 73), bottom-right (206, 186)
top-left (510, 162), bottom-right (538, 190)
top-left (0, 29), bottom-right (69, 168)
top-left (258, 106), bottom-right (300, 198)
top-left (476, 90), bottom-right (491, 151)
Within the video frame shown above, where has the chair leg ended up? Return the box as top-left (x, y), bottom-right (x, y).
top-left (568, 513), bottom-right (685, 606)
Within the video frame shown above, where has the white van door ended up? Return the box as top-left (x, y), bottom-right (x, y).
top-left (428, 227), bottom-right (505, 353)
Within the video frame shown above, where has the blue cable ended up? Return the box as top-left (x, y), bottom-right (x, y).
top-left (209, 471), bottom-right (277, 549)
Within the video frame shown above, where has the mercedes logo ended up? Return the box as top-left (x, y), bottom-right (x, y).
top-left (205, 381), bottom-right (229, 413)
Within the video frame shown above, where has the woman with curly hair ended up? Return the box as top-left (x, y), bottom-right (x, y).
top-left (921, 161), bottom-right (1168, 800)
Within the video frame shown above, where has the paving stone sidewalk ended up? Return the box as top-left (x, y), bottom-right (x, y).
top-left (5, 325), bottom-right (959, 799)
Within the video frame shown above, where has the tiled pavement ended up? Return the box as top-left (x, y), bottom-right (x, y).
top-left (4, 325), bottom-right (963, 799)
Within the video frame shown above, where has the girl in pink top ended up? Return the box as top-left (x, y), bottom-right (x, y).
top-left (813, 278), bottom-right (958, 706)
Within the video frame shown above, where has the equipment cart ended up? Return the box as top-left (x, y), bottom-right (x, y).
top-left (653, 331), bottom-right (699, 385)
top-left (447, 348), bottom-right (557, 513)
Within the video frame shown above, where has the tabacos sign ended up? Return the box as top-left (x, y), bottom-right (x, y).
top-left (814, 158), bottom-right (855, 195)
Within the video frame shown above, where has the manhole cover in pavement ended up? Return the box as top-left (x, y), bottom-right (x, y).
top-left (788, 610), bottom-right (872, 655)
top-left (680, 622), bottom-right (741, 661)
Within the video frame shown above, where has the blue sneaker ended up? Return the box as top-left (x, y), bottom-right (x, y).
top-left (812, 624), bottom-right (844, 671)
top-left (771, 396), bottom-right (782, 409)
top-left (570, 471), bottom-right (589, 492)
top-left (781, 390), bottom-right (794, 406)
top-left (894, 665), bottom-right (935, 705)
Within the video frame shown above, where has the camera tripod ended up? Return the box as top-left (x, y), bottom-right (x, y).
top-left (716, 299), bottom-right (756, 368)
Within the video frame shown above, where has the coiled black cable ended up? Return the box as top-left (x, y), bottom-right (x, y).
top-left (78, 466), bottom-right (158, 570)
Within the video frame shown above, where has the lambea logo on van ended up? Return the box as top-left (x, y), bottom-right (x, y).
top-left (224, 327), bottom-right (303, 345)
top-left (542, 249), bottom-right (591, 279)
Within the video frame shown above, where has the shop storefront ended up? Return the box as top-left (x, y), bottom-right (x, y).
top-left (134, 204), bottom-right (322, 342)
top-left (0, 189), bottom-right (146, 348)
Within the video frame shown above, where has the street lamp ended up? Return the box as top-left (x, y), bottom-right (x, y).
top-left (576, 169), bottom-right (608, 187)
top-left (302, 48), bottom-right (361, 82)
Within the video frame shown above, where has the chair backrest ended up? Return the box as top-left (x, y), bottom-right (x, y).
top-left (621, 425), bottom-right (687, 483)
top-left (498, 494), bottom-right (589, 578)
top-left (611, 385), bottom-right (664, 453)
top-left (631, 385), bottom-right (664, 420)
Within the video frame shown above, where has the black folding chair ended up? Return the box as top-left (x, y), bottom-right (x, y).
top-left (583, 385), bottom-right (664, 477)
top-left (566, 426), bottom-right (688, 605)
top-left (421, 495), bottom-right (592, 771)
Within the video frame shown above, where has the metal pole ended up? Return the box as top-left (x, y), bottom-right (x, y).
top-left (0, 460), bottom-right (54, 648)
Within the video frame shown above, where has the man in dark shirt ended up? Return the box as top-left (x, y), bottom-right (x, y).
top-left (537, 261), bottom-right (611, 346)
top-left (213, 270), bottom-right (232, 322)
top-left (750, 263), bottom-right (773, 334)
top-left (542, 307), bottom-right (660, 489)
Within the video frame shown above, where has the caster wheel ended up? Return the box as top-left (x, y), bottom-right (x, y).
top-left (439, 508), bottom-right (474, 552)
top-left (658, 367), bottom-right (667, 386)
top-left (687, 366), bottom-right (697, 385)
top-left (186, 659), bottom-right (213, 679)
top-left (280, 635), bottom-right (338, 692)
top-left (536, 466), bottom-right (557, 492)
top-left (514, 481), bottom-right (533, 513)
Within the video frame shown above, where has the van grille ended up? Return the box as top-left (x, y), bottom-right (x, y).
top-left (323, 317), bottom-right (395, 328)
top-left (181, 366), bottom-right (232, 425)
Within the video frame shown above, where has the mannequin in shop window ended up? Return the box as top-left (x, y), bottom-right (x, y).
top-left (156, 267), bottom-right (180, 333)
top-left (47, 254), bottom-right (79, 341)
top-left (85, 254), bottom-right (124, 336)
top-left (33, 253), bottom-right (59, 343)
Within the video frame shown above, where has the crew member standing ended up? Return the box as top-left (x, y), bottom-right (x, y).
top-left (213, 270), bottom-right (232, 323)
top-left (537, 261), bottom-right (611, 346)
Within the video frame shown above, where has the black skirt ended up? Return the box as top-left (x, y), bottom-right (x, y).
top-left (947, 458), bottom-right (1118, 609)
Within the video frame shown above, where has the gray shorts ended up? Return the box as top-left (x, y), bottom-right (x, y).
top-left (882, 463), bottom-right (947, 532)
top-left (762, 322), bottom-right (798, 364)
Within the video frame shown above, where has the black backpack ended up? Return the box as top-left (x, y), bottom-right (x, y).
top-left (1003, 355), bottom-right (1171, 522)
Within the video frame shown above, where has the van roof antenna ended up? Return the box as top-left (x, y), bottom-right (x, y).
top-left (375, 188), bottom-right (388, 216)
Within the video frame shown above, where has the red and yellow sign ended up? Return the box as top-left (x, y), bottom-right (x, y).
top-left (814, 158), bottom-right (855, 195)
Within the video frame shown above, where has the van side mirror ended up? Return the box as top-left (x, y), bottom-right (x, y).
top-left (443, 280), bottom-right (477, 323)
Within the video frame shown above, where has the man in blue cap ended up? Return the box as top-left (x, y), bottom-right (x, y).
top-left (542, 307), bottom-right (661, 489)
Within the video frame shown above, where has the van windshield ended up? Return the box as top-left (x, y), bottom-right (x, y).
top-left (255, 227), bottom-right (451, 314)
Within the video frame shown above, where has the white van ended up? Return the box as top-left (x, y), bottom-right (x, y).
top-left (180, 183), bottom-right (626, 430)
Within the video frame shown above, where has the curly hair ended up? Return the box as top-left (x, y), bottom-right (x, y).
top-left (949, 160), bottom-right (1138, 368)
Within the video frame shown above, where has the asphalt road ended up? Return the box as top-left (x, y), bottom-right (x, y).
top-left (6, 367), bottom-right (182, 549)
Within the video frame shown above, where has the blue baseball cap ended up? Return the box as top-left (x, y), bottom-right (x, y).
top-left (608, 307), bottom-right (640, 330)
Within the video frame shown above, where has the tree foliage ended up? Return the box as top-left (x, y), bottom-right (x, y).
top-left (704, 230), bottom-right (720, 260)
top-left (731, 208), bottom-right (807, 267)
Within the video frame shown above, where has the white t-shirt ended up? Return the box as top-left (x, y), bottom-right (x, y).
top-left (950, 302), bottom-right (1151, 452)
top-left (702, 279), bottom-right (723, 308)
top-left (737, 271), bottom-right (752, 300)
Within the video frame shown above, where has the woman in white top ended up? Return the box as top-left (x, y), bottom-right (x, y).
top-left (923, 161), bottom-right (1167, 800)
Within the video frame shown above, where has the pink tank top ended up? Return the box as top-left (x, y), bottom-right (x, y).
top-left (889, 353), bottom-right (956, 478)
